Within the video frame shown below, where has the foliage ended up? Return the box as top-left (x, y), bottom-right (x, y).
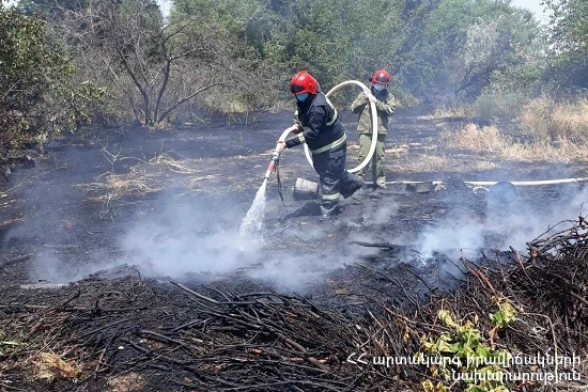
top-left (0, 3), bottom-right (97, 152)
top-left (171, 0), bottom-right (282, 114)
top-left (419, 297), bottom-right (516, 392)
top-left (419, 0), bottom-right (545, 106)
top-left (169, 0), bottom-right (546, 107)
top-left (542, 0), bottom-right (588, 92)
top-left (544, 0), bottom-right (588, 53)
top-left (470, 89), bottom-right (528, 123)
top-left (36, 0), bottom-right (281, 126)
top-left (4, 0), bottom-right (575, 134)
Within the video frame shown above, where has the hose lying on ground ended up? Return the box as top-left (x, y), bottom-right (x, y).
top-left (269, 82), bottom-right (588, 190)
top-left (364, 178), bottom-right (588, 187)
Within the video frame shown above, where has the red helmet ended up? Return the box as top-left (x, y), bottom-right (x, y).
top-left (371, 69), bottom-right (390, 85)
top-left (290, 71), bottom-right (318, 95)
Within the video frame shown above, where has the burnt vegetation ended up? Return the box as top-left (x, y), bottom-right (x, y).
top-left (1, 221), bottom-right (588, 391)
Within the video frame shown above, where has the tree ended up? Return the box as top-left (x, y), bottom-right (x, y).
top-left (543, 0), bottom-right (588, 91)
top-left (12, 0), bottom-right (553, 121)
top-left (45, 0), bottom-right (277, 125)
top-left (0, 3), bottom-right (87, 152)
top-left (544, 0), bottom-right (588, 53)
top-left (395, 0), bottom-right (544, 105)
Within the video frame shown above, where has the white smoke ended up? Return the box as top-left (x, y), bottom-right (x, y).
top-left (117, 194), bottom-right (361, 292)
top-left (416, 184), bottom-right (588, 260)
top-left (418, 221), bottom-right (486, 260)
top-left (371, 198), bottom-right (399, 225)
top-left (119, 196), bottom-right (262, 278)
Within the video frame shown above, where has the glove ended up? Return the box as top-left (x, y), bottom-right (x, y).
top-left (292, 123), bottom-right (304, 133)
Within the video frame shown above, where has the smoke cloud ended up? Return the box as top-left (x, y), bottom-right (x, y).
top-left (416, 183), bottom-right (588, 261)
top-left (117, 192), bottom-right (362, 292)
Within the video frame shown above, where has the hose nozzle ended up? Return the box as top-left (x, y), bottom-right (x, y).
top-left (264, 150), bottom-right (281, 180)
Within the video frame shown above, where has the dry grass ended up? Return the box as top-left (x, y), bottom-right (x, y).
top-left (440, 123), bottom-right (588, 163)
top-left (31, 352), bottom-right (82, 382)
top-left (107, 373), bottom-right (146, 392)
top-left (429, 104), bottom-right (475, 120)
top-left (429, 95), bottom-right (588, 149)
top-left (75, 154), bottom-right (200, 201)
top-left (521, 96), bottom-right (588, 142)
top-left (441, 123), bottom-right (502, 153)
top-left (74, 150), bottom-right (278, 203)
top-left (75, 177), bottom-right (162, 202)
top-left (148, 152), bottom-right (199, 174)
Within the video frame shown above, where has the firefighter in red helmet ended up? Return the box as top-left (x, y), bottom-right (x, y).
top-left (277, 71), bottom-right (364, 217)
top-left (351, 69), bottom-right (397, 189)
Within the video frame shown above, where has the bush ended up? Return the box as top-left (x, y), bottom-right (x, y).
top-left (470, 92), bottom-right (528, 124)
top-left (0, 5), bottom-right (98, 153)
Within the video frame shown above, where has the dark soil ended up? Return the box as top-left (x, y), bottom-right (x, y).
top-left (1, 108), bottom-right (585, 292)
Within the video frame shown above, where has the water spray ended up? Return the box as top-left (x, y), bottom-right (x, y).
top-left (240, 80), bottom-right (380, 236)
top-left (240, 125), bottom-right (301, 237)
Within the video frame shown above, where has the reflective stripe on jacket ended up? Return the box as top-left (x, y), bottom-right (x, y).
top-left (285, 91), bottom-right (346, 153)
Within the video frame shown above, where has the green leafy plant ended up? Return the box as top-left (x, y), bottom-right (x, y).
top-left (420, 297), bottom-right (516, 392)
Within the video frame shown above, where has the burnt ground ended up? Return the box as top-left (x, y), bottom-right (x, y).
top-left (0, 109), bottom-right (585, 288)
top-left (0, 109), bottom-right (587, 391)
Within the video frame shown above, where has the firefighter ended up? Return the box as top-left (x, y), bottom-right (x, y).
top-left (351, 69), bottom-right (397, 189)
top-left (277, 70), bottom-right (364, 217)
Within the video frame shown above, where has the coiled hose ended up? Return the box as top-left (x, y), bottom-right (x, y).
top-left (275, 80), bottom-right (378, 174)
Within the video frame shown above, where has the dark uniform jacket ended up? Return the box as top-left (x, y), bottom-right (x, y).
top-left (285, 90), bottom-right (345, 153)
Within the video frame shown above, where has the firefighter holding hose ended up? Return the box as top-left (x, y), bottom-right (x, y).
top-left (277, 71), bottom-right (364, 217)
top-left (351, 69), bottom-right (397, 189)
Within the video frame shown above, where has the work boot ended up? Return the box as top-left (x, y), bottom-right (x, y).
top-left (341, 175), bottom-right (365, 198)
top-left (320, 203), bottom-right (341, 218)
top-left (375, 177), bottom-right (387, 189)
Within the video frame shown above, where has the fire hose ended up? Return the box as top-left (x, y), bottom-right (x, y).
top-left (304, 80), bottom-right (379, 174)
top-left (263, 80), bottom-right (378, 186)
top-left (261, 81), bottom-right (588, 194)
